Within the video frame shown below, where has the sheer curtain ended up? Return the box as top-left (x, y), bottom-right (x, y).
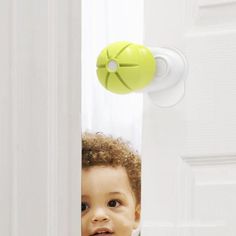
top-left (82, 0), bottom-right (143, 151)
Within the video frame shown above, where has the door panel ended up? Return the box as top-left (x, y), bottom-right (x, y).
top-left (142, 0), bottom-right (236, 235)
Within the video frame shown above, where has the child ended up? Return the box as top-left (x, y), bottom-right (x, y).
top-left (82, 132), bottom-right (141, 236)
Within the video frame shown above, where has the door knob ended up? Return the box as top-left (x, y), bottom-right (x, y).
top-left (96, 41), bottom-right (188, 107)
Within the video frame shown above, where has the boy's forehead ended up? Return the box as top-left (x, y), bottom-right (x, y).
top-left (82, 165), bottom-right (126, 175)
top-left (82, 166), bottom-right (132, 191)
top-left (82, 166), bottom-right (127, 180)
top-left (82, 166), bottom-right (137, 204)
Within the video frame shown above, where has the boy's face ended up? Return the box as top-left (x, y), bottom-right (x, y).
top-left (82, 166), bottom-right (140, 236)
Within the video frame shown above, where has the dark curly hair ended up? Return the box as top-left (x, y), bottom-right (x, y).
top-left (82, 132), bottom-right (141, 204)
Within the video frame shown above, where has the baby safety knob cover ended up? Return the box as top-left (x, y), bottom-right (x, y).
top-left (96, 41), bottom-right (156, 94)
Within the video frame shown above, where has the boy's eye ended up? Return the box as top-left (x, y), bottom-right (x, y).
top-left (81, 202), bottom-right (89, 212)
top-left (108, 199), bottom-right (121, 208)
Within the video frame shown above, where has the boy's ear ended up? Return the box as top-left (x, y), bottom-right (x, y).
top-left (133, 204), bottom-right (141, 229)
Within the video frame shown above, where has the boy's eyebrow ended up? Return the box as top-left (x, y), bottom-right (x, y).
top-left (108, 191), bottom-right (126, 197)
top-left (82, 195), bottom-right (90, 198)
top-left (109, 191), bottom-right (136, 202)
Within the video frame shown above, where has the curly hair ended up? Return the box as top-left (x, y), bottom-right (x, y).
top-left (82, 132), bottom-right (141, 204)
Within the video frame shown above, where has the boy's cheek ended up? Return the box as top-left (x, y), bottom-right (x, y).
top-left (81, 216), bottom-right (89, 235)
top-left (133, 204), bottom-right (141, 229)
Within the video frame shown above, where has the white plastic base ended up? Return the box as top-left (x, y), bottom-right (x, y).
top-left (140, 47), bottom-right (188, 107)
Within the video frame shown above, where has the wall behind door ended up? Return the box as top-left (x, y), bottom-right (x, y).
top-left (82, 0), bottom-right (144, 150)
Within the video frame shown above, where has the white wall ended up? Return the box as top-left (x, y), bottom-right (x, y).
top-left (81, 0), bottom-right (144, 151)
top-left (0, 0), bottom-right (81, 235)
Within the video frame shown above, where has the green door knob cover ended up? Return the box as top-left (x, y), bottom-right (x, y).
top-left (96, 41), bottom-right (156, 94)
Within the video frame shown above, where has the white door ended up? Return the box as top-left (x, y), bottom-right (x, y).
top-left (0, 0), bottom-right (81, 235)
top-left (142, 0), bottom-right (236, 235)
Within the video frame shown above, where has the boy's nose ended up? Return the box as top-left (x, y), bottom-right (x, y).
top-left (91, 208), bottom-right (109, 223)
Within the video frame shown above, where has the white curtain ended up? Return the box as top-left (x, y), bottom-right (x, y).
top-left (82, 0), bottom-right (144, 151)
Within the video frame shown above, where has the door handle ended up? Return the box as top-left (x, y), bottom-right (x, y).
top-left (96, 41), bottom-right (188, 107)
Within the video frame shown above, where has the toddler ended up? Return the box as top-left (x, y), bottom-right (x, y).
top-left (82, 133), bottom-right (141, 236)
